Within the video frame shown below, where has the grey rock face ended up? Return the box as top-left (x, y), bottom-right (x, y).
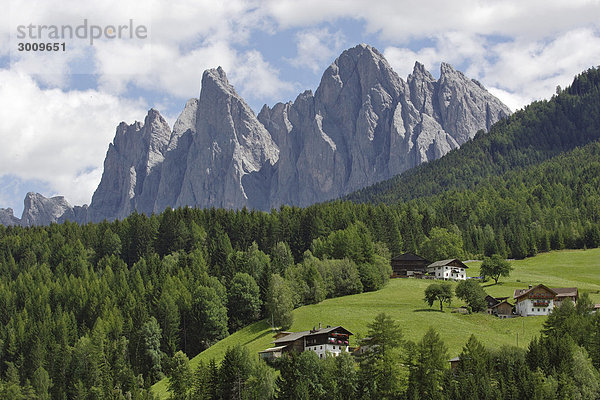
top-left (87, 108), bottom-right (172, 221)
top-left (0, 208), bottom-right (21, 226)
top-left (154, 98), bottom-right (198, 213)
top-left (260, 44), bottom-right (511, 207)
top-left (435, 62), bottom-right (510, 144)
top-left (173, 67), bottom-right (279, 210)
top-left (1, 44), bottom-right (512, 225)
top-left (21, 192), bottom-right (76, 226)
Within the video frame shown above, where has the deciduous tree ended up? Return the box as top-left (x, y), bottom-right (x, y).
top-left (424, 283), bottom-right (453, 312)
top-left (480, 254), bottom-right (512, 284)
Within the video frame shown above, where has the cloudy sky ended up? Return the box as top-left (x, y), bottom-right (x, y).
top-left (1, 0), bottom-right (599, 215)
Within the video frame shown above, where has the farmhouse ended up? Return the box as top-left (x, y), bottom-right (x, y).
top-left (513, 284), bottom-right (578, 317)
top-left (427, 259), bottom-right (468, 280)
top-left (390, 253), bottom-right (431, 278)
top-left (259, 325), bottom-right (352, 361)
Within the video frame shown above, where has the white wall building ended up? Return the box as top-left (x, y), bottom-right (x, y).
top-left (259, 325), bottom-right (352, 360)
top-left (427, 259), bottom-right (468, 280)
top-left (304, 343), bottom-right (350, 358)
top-left (513, 284), bottom-right (578, 317)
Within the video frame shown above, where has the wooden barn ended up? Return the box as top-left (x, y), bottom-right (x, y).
top-left (390, 253), bottom-right (431, 278)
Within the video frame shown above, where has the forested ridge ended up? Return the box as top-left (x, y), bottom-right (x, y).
top-left (346, 66), bottom-right (600, 204)
top-left (0, 206), bottom-right (394, 399)
top-left (0, 68), bottom-right (600, 399)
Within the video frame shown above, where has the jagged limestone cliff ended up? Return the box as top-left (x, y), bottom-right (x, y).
top-left (3, 44), bottom-right (511, 225)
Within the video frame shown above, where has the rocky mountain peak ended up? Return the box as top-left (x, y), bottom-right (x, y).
top-left (22, 192), bottom-right (75, 226)
top-left (409, 61), bottom-right (435, 82)
top-left (87, 107), bottom-right (172, 221)
top-left (0, 44), bottom-right (513, 225)
top-left (201, 67), bottom-right (234, 99)
top-left (439, 61), bottom-right (458, 76)
top-left (172, 98), bottom-right (198, 138)
top-left (436, 62), bottom-right (511, 143)
top-left (171, 65), bottom-right (279, 210)
top-left (0, 208), bottom-right (20, 226)
top-left (317, 43), bottom-right (402, 107)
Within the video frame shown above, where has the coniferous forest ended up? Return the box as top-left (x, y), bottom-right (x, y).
top-left (1, 68), bottom-right (600, 398)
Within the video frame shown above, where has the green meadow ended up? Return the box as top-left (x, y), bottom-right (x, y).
top-left (152, 248), bottom-right (600, 398)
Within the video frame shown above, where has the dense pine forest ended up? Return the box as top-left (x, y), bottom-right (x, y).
top-left (1, 67), bottom-right (599, 399)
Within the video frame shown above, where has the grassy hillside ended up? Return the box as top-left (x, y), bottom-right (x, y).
top-left (152, 248), bottom-right (600, 398)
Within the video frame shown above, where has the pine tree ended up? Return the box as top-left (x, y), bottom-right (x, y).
top-left (168, 351), bottom-right (191, 400)
top-left (407, 328), bottom-right (448, 400)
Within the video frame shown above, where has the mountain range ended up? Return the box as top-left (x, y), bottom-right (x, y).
top-left (0, 44), bottom-right (511, 226)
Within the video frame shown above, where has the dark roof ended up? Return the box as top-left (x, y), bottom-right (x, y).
top-left (490, 300), bottom-right (513, 309)
top-left (273, 326), bottom-right (353, 344)
top-left (552, 287), bottom-right (578, 298)
top-left (391, 252), bottom-right (429, 262)
top-left (258, 345), bottom-right (288, 354)
top-left (427, 259), bottom-right (469, 269)
top-left (514, 284), bottom-right (557, 299)
top-left (486, 295), bottom-right (500, 306)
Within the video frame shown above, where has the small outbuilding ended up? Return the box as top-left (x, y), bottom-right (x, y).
top-left (449, 356), bottom-right (461, 370)
top-left (490, 300), bottom-right (514, 318)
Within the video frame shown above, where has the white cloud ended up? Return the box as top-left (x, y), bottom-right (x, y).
top-left (286, 28), bottom-right (345, 72)
top-left (6, 0), bottom-right (291, 101)
top-left (93, 40), bottom-right (293, 110)
top-left (483, 28), bottom-right (600, 105)
top-left (0, 69), bottom-right (147, 206)
top-left (383, 46), bottom-right (441, 80)
top-left (384, 27), bottom-right (600, 111)
top-left (2, 0), bottom-right (600, 211)
top-left (231, 50), bottom-right (295, 102)
top-left (263, 0), bottom-right (600, 41)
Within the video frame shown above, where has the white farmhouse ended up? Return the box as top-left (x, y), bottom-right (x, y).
top-left (427, 259), bottom-right (468, 280)
top-left (259, 325), bottom-right (352, 361)
top-left (513, 284), bottom-right (578, 317)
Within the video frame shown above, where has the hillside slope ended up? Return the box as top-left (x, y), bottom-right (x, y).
top-left (346, 67), bottom-right (600, 205)
top-left (152, 248), bottom-right (600, 398)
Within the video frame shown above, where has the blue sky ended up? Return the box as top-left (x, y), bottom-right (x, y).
top-left (1, 0), bottom-right (599, 216)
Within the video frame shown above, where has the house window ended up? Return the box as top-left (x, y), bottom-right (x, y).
top-left (320, 354), bottom-right (322, 358)
top-left (320, 346), bottom-right (323, 350)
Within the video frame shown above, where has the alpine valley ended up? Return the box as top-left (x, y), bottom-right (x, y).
top-left (2, 40), bottom-right (600, 400)
top-left (0, 44), bottom-right (511, 225)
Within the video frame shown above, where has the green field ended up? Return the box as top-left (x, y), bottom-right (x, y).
top-left (152, 248), bottom-right (600, 398)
